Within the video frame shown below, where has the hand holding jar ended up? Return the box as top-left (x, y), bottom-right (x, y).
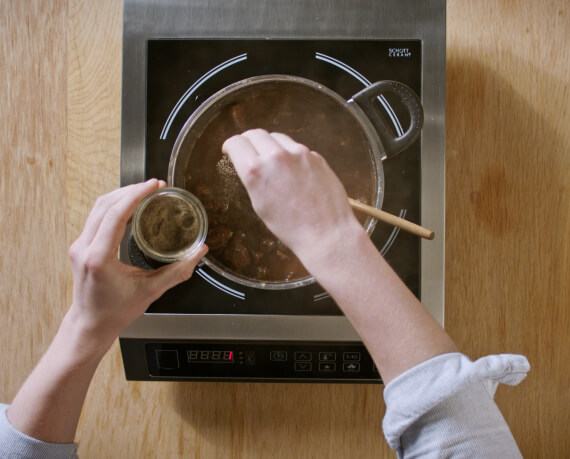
top-left (67, 179), bottom-right (208, 354)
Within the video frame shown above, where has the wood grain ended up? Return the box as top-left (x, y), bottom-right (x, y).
top-left (446, 1), bottom-right (570, 457)
top-left (0, 0), bottom-right (70, 404)
top-left (1, 1), bottom-right (568, 458)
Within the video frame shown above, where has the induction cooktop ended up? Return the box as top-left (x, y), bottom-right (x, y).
top-left (119, 0), bottom-right (445, 383)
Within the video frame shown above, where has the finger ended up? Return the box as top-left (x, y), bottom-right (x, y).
top-left (78, 179), bottom-right (165, 246)
top-left (241, 129), bottom-right (286, 157)
top-left (222, 134), bottom-right (260, 180)
top-left (145, 244), bottom-right (209, 297)
top-left (77, 183), bottom-right (143, 246)
top-left (89, 179), bottom-right (161, 256)
top-left (126, 179), bottom-right (168, 225)
top-left (270, 132), bottom-right (310, 155)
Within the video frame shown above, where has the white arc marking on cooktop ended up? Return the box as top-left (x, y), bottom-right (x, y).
top-left (314, 292), bottom-right (330, 302)
top-left (160, 53), bottom-right (248, 140)
top-left (380, 209), bottom-right (406, 255)
top-left (196, 268), bottom-right (245, 300)
top-left (315, 52), bottom-right (404, 136)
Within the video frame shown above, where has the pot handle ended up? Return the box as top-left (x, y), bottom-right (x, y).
top-left (349, 81), bottom-right (423, 159)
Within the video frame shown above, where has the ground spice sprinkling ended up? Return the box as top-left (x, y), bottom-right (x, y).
top-left (216, 155), bottom-right (240, 196)
top-left (138, 195), bottom-right (199, 254)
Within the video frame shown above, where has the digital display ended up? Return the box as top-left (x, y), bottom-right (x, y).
top-left (187, 350), bottom-right (234, 363)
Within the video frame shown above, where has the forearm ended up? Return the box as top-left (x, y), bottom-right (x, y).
top-left (7, 308), bottom-right (108, 444)
top-left (299, 221), bottom-right (457, 384)
top-left (221, 130), bottom-right (457, 383)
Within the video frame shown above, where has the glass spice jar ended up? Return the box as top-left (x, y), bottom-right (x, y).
top-left (132, 187), bottom-right (208, 263)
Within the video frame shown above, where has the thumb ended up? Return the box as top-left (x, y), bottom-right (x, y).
top-left (146, 245), bottom-right (208, 297)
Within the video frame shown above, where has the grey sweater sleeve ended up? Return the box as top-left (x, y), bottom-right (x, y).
top-left (382, 353), bottom-right (530, 458)
top-left (0, 404), bottom-right (78, 459)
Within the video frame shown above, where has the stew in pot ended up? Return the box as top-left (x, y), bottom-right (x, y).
top-left (180, 81), bottom-right (377, 283)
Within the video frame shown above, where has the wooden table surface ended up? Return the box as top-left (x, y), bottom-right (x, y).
top-left (1, 1), bottom-right (568, 457)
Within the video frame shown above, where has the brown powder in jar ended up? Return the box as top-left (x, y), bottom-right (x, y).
top-left (138, 195), bottom-right (199, 254)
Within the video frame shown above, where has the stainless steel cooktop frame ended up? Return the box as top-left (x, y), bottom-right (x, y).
top-left (120, 0), bottom-right (446, 342)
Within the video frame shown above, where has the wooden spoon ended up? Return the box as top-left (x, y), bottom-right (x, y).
top-left (348, 198), bottom-right (435, 240)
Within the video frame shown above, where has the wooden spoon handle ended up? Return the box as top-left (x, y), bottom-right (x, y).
top-left (348, 198), bottom-right (435, 240)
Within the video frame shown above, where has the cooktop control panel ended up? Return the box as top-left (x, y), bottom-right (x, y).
top-left (120, 340), bottom-right (381, 383)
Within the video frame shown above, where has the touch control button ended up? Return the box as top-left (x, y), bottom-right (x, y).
top-left (156, 350), bottom-right (179, 370)
top-left (294, 352), bottom-right (312, 361)
top-left (343, 352), bottom-right (361, 361)
top-left (319, 362), bottom-right (336, 372)
top-left (295, 362), bottom-right (312, 372)
top-left (270, 351), bottom-right (288, 361)
top-left (319, 352), bottom-right (336, 361)
top-left (343, 362), bottom-right (361, 373)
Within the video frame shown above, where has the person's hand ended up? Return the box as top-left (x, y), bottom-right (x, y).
top-left (67, 179), bottom-right (208, 353)
top-left (222, 129), bottom-right (362, 262)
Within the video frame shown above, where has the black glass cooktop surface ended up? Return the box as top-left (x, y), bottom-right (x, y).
top-left (142, 39), bottom-right (421, 315)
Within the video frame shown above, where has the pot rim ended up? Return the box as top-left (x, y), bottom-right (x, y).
top-left (168, 74), bottom-right (385, 290)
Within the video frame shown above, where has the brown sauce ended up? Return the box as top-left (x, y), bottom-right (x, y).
top-left (177, 80), bottom-right (377, 284)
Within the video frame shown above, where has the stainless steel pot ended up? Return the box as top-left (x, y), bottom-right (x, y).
top-left (168, 75), bottom-right (423, 289)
